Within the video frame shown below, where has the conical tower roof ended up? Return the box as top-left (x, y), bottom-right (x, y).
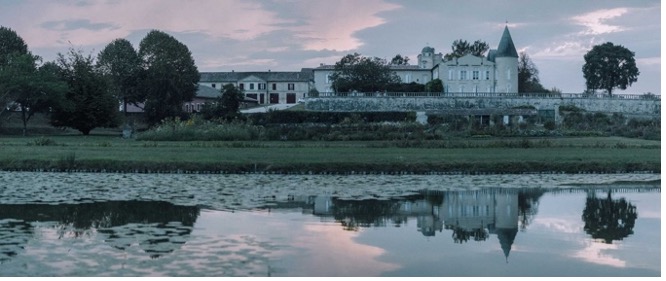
top-left (496, 26), bottom-right (518, 58)
top-left (496, 227), bottom-right (518, 262)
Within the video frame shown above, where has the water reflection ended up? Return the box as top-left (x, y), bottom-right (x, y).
top-left (0, 182), bottom-right (658, 276)
top-left (265, 187), bottom-right (649, 261)
top-left (582, 191), bottom-right (638, 244)
top-left (0, 201), bottom-right (200, 262)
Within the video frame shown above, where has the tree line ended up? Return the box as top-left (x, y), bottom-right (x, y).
top-left (0, 26), bottom-right (642, 135)
top-left (0, 26), bottom-right (199, 135)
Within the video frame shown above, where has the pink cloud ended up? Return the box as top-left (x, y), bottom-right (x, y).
top-left (8, 0), bottom-right (285, 48)
top-left (571, 8), bottom-right (629, 35)
top-left (289, 0), bottom-right (402, 51)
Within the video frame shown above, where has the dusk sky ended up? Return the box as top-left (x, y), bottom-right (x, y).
top-left (0, 0), bottom-right (660, 94)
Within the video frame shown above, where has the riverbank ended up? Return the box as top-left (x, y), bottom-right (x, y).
top-left (0, 136), bottom-right (659, 174)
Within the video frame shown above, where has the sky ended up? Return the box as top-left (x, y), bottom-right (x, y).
top-left (0, 0), bottom-right (660, 94)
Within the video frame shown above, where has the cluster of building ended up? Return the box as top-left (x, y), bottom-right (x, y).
top-left (189, 26), bottom-right (520, 112)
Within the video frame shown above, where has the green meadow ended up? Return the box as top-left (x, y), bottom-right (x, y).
top-left (0, 135), bottom-right (659, 174)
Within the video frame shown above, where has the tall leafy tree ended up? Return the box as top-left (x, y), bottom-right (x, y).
top-left (50, 48), bottom-right (119, 135)
top-left (444, 39), bottom-right (489, 60)
top-left (518, 52), bottom-right (548, 93)
top-left (425, 78), bottom-right (443, 92)
top-left (1, 55), bottom-right (67, 135)
top-left (390, 54), bottom-right (410, 65)
top-left (330, 53), bottom-right (400, 93)
top-left (0, 26), bottom-right (28, 67)
top-left (97, 38), bottom-right (143, 115)
top-left (0, 26), bottom-right (30, 119)
top-left (201, 84), bottom-right (244, 121)
top-left (0, 27), bottom-right (66, 134)
top-left (138, 30), bottom-right (200, 125)
top-left (582, 42), bottom-right (639, 96)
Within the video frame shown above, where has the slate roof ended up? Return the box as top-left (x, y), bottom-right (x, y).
top-left (200, 68), bottom-right (314, 82)
top-left (487, 49), bottom-right (497, 62)
top-left (196, 85), bottom-right (221, 99)
top-left (314, 64), bottom-right (425, 70)
top-left (495, 26), bottom-right (519, 58)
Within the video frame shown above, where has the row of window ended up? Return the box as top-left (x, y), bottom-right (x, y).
top-left (448, 69), bottom-right (491, 81)
top-left (211, 83), bottom-right (295, 91)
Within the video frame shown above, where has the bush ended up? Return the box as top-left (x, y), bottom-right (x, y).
top-left (246, 111), bottom-right (416, 125)
top-left (543, 120), bottom-right (556, 130)
top-left (29, 137), bottom-right (57, 146)
top-left (137, 117), bottom-right (265, 141)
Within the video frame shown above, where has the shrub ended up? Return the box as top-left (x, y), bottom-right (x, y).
top-left (543, 120), bottom-right (556, 130)
top-left (29, 137), bottom-right (57, 146)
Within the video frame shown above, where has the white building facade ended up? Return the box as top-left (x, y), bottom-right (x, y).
top-left (312, 25), bottom-right (519, 95)
top-left (198, 69), bottom-right (314, 105)
top-left (197, 26), bottom-right (520, 104)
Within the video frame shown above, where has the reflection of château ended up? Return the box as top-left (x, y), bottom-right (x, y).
top-left (268, 189), bottom-right (541, 261)
top-left (266, 186), bottom-right (657, 261)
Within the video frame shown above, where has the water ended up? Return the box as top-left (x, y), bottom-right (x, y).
top-left (0, 172), bottom-right (660, 277)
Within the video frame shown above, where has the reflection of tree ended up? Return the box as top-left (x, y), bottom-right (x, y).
top-left (0, 201), bottom-right (200, 259)
top-left (0, 220), bottom-right (32, 264)
top-left (332, 199), bottom-right (404, 231)
top-left (450, 226), bottom-right (488, 244)
top-left (582, 191), bottom-right (638, 244)
top-left (517, 189), bottom-right (545, 230)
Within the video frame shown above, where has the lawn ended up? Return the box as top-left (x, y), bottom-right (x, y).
top-left (0, 135), bottom-right (659, 174)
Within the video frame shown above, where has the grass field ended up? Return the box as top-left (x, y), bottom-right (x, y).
top-left (0, 135), bottom-right (659, 174)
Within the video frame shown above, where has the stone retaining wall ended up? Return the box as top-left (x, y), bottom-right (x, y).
top-left (305, 96), bottom-right (660, 122)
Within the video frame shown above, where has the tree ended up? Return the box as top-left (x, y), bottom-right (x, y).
top-left (518, 52), bottom-right (548, 93)
top-left (0, 27), bottom-right (66, 135)
top-left (444, 39), bottom-right (489, 60)
top-left (0, 26), bottom-right (29, 120)
top-left (138, 30), bottom-right (200, 125)
top-left (50, 48), bottom-right (119, 135)
top-left (582, 42), bottom-right (639, 96)
top-left (390, 54), bottom-right (410, 65)
top-left (425, 78), bottom-right (443, 92)
top-left (97, 38), bottom-right (143, 115)
top-left (1, 54), bottom-right (67, 135)
top-left (0, 26), bottom-right (28, 67)
top-left (330, 53), bottom-right (400, 93)
top-left (201, 84), bottom-right (244, 121)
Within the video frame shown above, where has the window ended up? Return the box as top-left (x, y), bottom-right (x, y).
top-left (249, 83), bottom-right (255, 90)
top-left (448, 70), bottom-right (454, 80)
top-left (288, 83), bottom-right (295, 90)
top-left (239, 83), bottom-right (244, 90)
top-left (272, 83), bottom-right (277, 90)
top-left (472, 70), bottom-right (479, 80)
top-left (473, 85), bottom-right (478, 93)
top-left (405, 74), bottom-right (411, 83)
top-left (485, 70), bottom-right (490, 80)
top-left (507, 68), bottom-right (511, 80)
top-left (258, 83), bottom-right (266, 90)
top-left (211, 83), bottom-right (216, 88)
top-left (459, 70), bottom-right (467, 80)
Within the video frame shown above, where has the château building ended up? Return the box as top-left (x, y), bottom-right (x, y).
top-left (194, 25), bottom-right (519, 107)
top-left (313, 25), bottom-right (519, 95)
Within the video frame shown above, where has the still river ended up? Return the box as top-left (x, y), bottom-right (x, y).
top-left (0, 171), bottom-right (660, 277)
